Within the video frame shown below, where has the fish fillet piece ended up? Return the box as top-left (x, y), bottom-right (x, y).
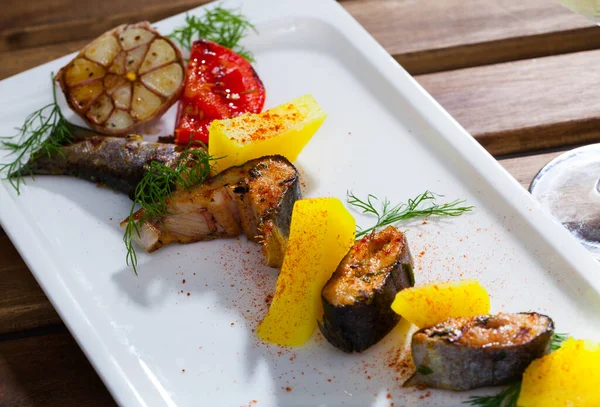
top-left (319, 226), bottom-right (414, 353)
top-left (121, 155), bottom-right (301, 268)
top-left (56, 22), bottom-right (184, 135)
top-left (405, 312), bottom-right (554, 391)
top-left (17, 134), bottom-right (190, 197)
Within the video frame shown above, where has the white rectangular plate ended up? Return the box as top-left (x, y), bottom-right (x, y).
top-left (2, 1), bottom-right (600, 406)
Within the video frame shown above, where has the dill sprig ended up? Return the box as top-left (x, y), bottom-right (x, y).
top-left (0, 73), bottom-right (73, 194)
top-left (551, 332), bottom-right (569, 351)
top-left (169, 5), bottom-right (257, 61)
top-left (463, 332), bottom-right (569, 406)
top-left (123, 142), bottom-right (217, 273)
top-left (348, 190), bottom-right (473, 238)
top-left (464, 382), bottom-right (520, 407)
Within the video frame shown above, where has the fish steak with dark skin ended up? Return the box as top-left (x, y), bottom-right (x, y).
top-left (319, 226), bottom-right (414, 353)
top-left (121, 155), bottom-right (300, 268)
top-left (405, 312), bottom-right (554, 391)
top-left (15, 133), bottom-right (194, 198)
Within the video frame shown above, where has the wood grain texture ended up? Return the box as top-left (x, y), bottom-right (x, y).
top-left (1, 0), bottom-right (600, 79)
top-left (498, 151), bottom-right (563, 189)
top-left (344, 0), bottom-right (600, 74)
top-left (0, 236), bottom-right (61, 334)
top-left (0, 331), bottom-right (115, 406)
top-left (0, 40), bottom-right (89, 80)
top-left (417, 49), bottom-right (600, 155)
top-left (0, 0), bottom-right (210, 52)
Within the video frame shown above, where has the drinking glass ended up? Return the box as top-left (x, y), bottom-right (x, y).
top-left (529, 0), bottom-right (600, 259)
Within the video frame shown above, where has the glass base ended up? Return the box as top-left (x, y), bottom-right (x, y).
top-left (530, 144), bottom-right (600, 259)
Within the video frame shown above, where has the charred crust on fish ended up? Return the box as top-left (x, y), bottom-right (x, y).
top-left (404, 312), bottom-right (554, 391)
top-left (121, 155), bottom-right (301, 268)
top-left (319, 226), bottom-right (414, 353)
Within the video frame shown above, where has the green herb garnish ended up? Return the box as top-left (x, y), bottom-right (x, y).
top-left (169, 5), bottom-right (257, 61)
top-left (551, 332), bottom-right (569, 351)
top-left (463, 332), bottom-right (569, 406)
top-left (348, 190), bottom-right (473, 238)
top-left (123, 142), bottom-right (218, 273)
top-left (0, 74), bottom-right (73, 194)
top-left (464, 382), bottom-right (520, 407)
top-left (417, 365), bottom-right (434, 376)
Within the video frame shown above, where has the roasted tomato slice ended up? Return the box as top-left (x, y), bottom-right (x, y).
top-left (174, 39), bottom-right (266, 145)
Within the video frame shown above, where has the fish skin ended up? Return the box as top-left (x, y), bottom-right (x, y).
top-left (405, 312), bottom-right (554, 391)
top-left (17, 134), bottom-right (187, 197)
top-left (319, 227), bottom-right (414, 353)
top-left (122, 155), bottom-right (301, 268)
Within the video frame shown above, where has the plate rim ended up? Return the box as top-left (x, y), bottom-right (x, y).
top-left (1, 0), bottom-right (600, 405)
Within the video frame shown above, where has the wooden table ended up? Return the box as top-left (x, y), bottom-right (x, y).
top-left (1, 0), bottom-right (598, 405)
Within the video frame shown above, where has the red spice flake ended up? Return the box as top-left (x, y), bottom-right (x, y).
top-left (421, 220), bottom-right (427, 224)
top-left (193, 272), bottom-right (196, 275)
top-left (386, 393), bottom-right (392, 399)
top-left (231, 322), bottom-right (235, 326)
top-left (228, 108), bottom-right (304, 143)
top-left (366, 376), bottom-right (371, 380)
top-left (182, 279), bottom-right (186, 284)
top-left (385, 346), bottom-right (415, 383)
top-left (285, 387), bottom-right (292, 392)
top-left (419, 391), bottom-right (431, 400)
top-left (181, 369), bottom-right (186, 373)
top-left (289, 355), bottom-right (296, 362)
top-left (419, 251), bottom-right (425, 256)
top-left (109, 217), bottom-right (113, 221)
top-left (265, 294), bottom-right (273, 304)
top-left (187, 292), bottom-right (191, 296)
top-left (327, 379), bottom-right (332, 383)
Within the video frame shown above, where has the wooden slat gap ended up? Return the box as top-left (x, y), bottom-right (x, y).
top-left (494, 143), bottom-right (586, 161)
top-left (478, 117), bottom-right (600, 156)
top-left (398, 26), bottom-right (600, 75)
top-left (0, 323), bottom-right (67, 343)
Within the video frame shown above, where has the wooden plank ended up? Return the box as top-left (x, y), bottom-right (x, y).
top-left (2, 0), bottom-right (600, 77)
top-left (0, 330), bottom-right (115, 406)
top-left (417, 49), bottom-right (600, 155)
top-left (498, 151), bottom-right (563, 189)
top-left (0, 236), bottom-right (61, 334)
top-left (344, 0), bottom-right (600, 74)
top-left (0, 40), bottom-right (89, 80)
top-left (0, 0), bottom-right (210, 53)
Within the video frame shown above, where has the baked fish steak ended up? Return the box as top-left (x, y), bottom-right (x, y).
top-left (121, 155), bottom-right (301, 268)
top-left (405, 312), bottom-right (554, 391)
top-left (319, 226), bottom-right (414, 353)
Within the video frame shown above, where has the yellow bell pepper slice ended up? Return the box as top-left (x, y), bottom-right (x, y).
top-left (257, 198), bottom-right (355, 346)
top-left (518, 338), bottom-right (600, 407)
top-left (208, 94), bottom-right (326, 174)
top-left (391, 279), bottom-right (490, 328)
